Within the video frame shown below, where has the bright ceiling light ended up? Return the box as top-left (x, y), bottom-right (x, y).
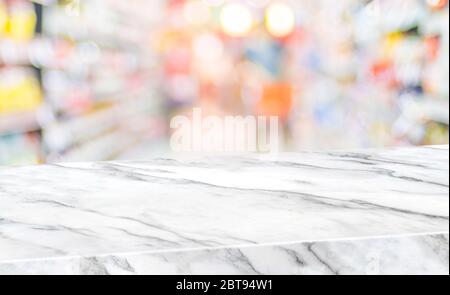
top-left (265, 2), bottom-right (296, 38)
top-left (220, 3), bottom-right (254, 37)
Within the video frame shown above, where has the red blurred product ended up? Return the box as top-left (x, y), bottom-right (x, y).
top-left (425, 35), bottom-right (441, 61)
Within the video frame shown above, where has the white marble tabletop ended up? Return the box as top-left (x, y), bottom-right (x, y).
top-left (0, 145), bottom-right (448, 275)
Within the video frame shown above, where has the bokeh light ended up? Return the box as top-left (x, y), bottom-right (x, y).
top-left (220, 2), bottom-right (254, 37)
top-left (265, 2), bottom-right (296, 38)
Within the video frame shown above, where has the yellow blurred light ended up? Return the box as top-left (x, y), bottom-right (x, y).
top-left (220, 3), bottom-right (254, 37)
top-left (265, 2), bottom-right (296, 38)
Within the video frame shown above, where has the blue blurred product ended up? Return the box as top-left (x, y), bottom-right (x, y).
top-left (0, 132), bottom-right (41, 165)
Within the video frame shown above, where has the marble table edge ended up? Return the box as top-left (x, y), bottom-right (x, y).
top-left (0, 144), bottom-right (448, 170)
top-left (1, 231), bottom-right (447, 265)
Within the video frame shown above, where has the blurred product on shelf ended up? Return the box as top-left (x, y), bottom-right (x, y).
top-left (0, 130), bottom-right (40, 164)
top-left (0, 67), bottom-right (42, 113)
top-left (0, 0), bottom-right (36, 41)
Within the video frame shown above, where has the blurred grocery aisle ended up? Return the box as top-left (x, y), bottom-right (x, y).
top-left (1, 0), bottom-right (449, 166)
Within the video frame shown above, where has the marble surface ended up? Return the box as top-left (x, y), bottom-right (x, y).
top-left (0, 145), bottom-right (448, 275)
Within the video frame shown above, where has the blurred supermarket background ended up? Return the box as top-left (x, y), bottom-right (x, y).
top-left (0, 0), bottom-right (449, 165)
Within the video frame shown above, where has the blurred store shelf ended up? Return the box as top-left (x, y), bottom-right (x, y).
top-left (1, 0), bottom-right (165, 166)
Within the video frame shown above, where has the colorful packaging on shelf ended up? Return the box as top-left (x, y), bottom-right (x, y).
top-left (0, 68), bottom-right (43, 113)
top-left (3, 0), bottom-right (36, 42)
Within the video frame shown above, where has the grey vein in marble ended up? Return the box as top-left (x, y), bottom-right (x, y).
top-left (0, 145), bottom-right (448, 274)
